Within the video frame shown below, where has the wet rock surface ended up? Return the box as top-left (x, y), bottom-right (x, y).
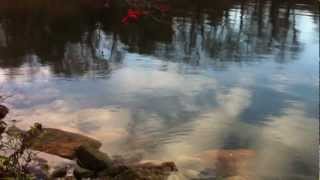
top-left (197, 149), bottom-right (256, 177)
top-left (183, 149), bottom-right (257, 180)
top-left (30, 128), bottom-right (102, 159)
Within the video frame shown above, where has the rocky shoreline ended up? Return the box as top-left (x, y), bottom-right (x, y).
top-left (0, 104), bottom-right (178, 179)
top-left (0, 104), bottom-right (261, 180)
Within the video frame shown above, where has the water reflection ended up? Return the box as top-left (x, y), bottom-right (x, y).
top-left (0, 0), bottom-right (318, 179)
top-left (0, 0), bottom-right (318, 75)
top-left (6, 79), bottom-right (318, 179)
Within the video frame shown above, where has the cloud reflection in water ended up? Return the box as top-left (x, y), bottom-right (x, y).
top-left (2, 62), bottom-right (316, 179)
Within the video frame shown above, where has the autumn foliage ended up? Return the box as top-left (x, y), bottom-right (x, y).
top-left (122, 9), bottom-right (145, 24)
top-left (120, 0), bottom-right (170, 24)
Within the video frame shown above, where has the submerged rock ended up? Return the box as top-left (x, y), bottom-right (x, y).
top-left (94, 161), bottom-right (178, 180)
top-left (133, 161), bottom-right (178, 173)
top-left (112, 161), bottom-right (179, 180)
top-left (196, 149), bottom-right (256, 178)
top-left (197, 168), bottom-right (217, 179)
top-left (30, 128), bottom-right (102, 159)
top-left (0, 104), bottom-right (9, 120)
top-left (111, 167), bottom-right (141, 180)
top-left (75, 145), bottom-right (112, 171)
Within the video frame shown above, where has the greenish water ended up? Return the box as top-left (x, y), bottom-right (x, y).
top-left (0, 0), bottom-right (318, 179)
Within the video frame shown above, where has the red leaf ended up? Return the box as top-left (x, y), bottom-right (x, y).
top-left (122, 9), bottom-right (144, 24)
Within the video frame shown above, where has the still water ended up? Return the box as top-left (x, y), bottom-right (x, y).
top-left (0, 0), bottom-right (319, 179)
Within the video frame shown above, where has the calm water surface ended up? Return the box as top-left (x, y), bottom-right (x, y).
top-left (0, 0), bottom-right (319, 179)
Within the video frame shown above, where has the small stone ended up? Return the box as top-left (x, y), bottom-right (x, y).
top-left (0, 105), bottom-right (9, 120)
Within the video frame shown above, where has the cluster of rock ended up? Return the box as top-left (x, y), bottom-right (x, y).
top-left (49, 145), bottom-right (177, 180)
top-left (1, 103), bottom-right (263, 180)
top-left (0, 104), bottom-right (178, 180)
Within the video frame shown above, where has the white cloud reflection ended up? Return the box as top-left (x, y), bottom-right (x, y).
top-left (253, 102), bottom-right (318, 179)
top-left (0, 55), bottom-right (317, 179)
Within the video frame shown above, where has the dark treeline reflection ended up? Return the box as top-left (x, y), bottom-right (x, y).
top-left (0, 0), bottom-right (318, 76)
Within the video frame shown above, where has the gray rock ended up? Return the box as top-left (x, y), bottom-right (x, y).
top-left (75, 145), bottom-right (112, 171)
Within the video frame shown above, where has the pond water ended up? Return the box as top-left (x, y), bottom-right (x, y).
top-left (0, 0), bottom-right (319, 179)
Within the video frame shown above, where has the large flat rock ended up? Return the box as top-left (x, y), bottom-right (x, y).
top-left (30, 128), bottom-right (101, 159)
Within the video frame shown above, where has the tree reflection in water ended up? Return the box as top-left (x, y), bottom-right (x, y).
top-left (0, 0), bottom-right (318, 76)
